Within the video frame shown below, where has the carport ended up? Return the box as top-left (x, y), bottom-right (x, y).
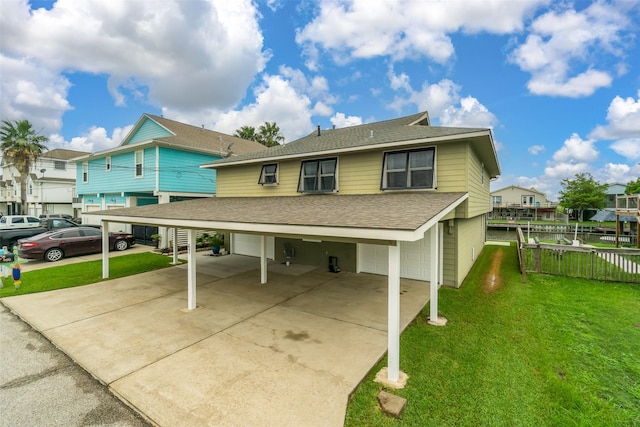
top-left (89, 191), bottom-right (468, 385)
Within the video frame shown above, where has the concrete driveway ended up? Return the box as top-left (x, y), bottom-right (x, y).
top-left (2, 253), bottom-right (430, 426)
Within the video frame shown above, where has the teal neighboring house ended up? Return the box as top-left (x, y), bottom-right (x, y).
top-left (72, 114), bottom-right (265, 243)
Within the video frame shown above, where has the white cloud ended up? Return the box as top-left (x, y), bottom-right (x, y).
top-left (0, 54), bottom-right (72, 135)
top-left (296, 0), bottom-right (545, 67)
top-left (509, 2), bottom-right (630, 97)
top-left (209, 73), bottom-right (314, 142)
top-left (46, 125), bottom-right (133, 154)
top-left (610, 139), bottom-right (640, 160)
top-left (600, 162), bottom-right (640, 185)
top-left (590, 90), bottom-right (640, 138)
top-left (387, 71), bottom-right (462, 117)
top-left (440, 96), bottom-right (497, 129)
top-left (1, 0), bottom-right (268, 118)
top-left (551, 133), bottom-right (599, 163)
top-left (330, 112), bottom-right (363, 128)
top-left (528, 145), bottom-right (545, 155)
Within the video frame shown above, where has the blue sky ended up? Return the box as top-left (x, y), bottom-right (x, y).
top-left (1, 0), bottom-right (639, 200)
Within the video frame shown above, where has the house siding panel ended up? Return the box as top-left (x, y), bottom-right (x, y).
top-left (76, 148), bottom-right (156, 195)
top-left (158, 148), bottom-right (219, 193)
top-left (466, 145), bottom-right (491, 217)
top-left (454, 214), bottom-right (485, 287)
top-left (435, 143), bottom-right (468, 193)
top-left (217, 144), bottom-right (477, 198)
top-left (128, 119), bottom-right (173, 144)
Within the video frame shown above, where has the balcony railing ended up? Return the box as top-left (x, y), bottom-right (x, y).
top-left (616, 194), bottom-right (639, 215)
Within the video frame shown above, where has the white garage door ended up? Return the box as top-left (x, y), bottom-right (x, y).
top-left (357, 225), bottom-right (442, 281)
top-left (83, 204), bottom-right (102, 225)
top-left (232, 233), bottom-right (275, 259)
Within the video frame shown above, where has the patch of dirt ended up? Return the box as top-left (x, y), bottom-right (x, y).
top-left (483, 248), bottom-right (504, 293)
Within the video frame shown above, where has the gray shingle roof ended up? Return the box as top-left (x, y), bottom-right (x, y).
top-left (147, 114), bottom-right (267, 155)
top-left (208, 111), bottom-right (489, 166)
top-left (42, 149), bottom-right (90, 160)
top-left (90, 192), bottom-right (467, 232)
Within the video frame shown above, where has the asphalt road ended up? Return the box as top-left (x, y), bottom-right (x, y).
top-left (0, 302), bottom-right (150, 427)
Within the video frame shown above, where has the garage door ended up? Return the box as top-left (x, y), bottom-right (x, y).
top-left (232, 233), bottom-right (275, 259)
top-left (357, 225), bottom-right (442, 281)
top-left (83, 204), bottom-right (102, 225)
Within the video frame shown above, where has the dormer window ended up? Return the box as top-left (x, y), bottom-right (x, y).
top-left (298, 158), bottom-right (337, 193)
top-left (381, 147), bottom-right (435, 190)
top-left (258, 163), bottom-right (278, 185)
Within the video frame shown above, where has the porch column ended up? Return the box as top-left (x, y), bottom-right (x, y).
top-left (187, 229), bottom-right (197, 310)
top-left (172, 228), bottom-right (179, 265)
top-left (260, 235), bottom-right (267, 284)
top-left (387, 243), bottom-right (401, 382)
top-left (101, 221), bottom-right (110, 279)
top-left (428, 224), bottom-right (447, 326)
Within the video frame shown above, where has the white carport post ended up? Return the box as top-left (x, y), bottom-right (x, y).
top-left (101, 221), bottom-right (110, 279)
top-left (387, 242), bottom-right (401, 382)
top-left (187, 229), bottom-right (197, 310)
top-left (428, 224), bottom-right (447, 326)
top-left (172, 228), bottom-right (178, 265)
top-left (260, 235), bottom-right (268, 284)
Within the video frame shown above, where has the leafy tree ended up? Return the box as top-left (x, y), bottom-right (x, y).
top-left (625, 177), bottom-right (640, 195)
top-left (558, 173), bottom-right (607, 221)
top-left (0, 119), bottom-right (48, 214)
top-left (255, 121), bottom-right (284, 147)
top-left (234, 122), bottom-right (285, 148)
top-left (234, 125), bottom-right (257, 141)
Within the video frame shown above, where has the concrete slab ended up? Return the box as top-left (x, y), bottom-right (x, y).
top-left (2, 255), bottom-right (431, 426)
top-left (112, 333), bottom-right (351, 427)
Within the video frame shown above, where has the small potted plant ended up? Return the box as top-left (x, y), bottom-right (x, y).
top-left (198, 233), bottom-right (224, 254)
top-left (151, 233), bottom-right (161, 249)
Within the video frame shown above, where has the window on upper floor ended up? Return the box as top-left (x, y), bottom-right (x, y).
top-left (105, 156), bottom-right (111, 172)
top-left (135, 150), bottom-right (143, 177)
top-left (258, 163), bottom-right (278, 185)
top-left (381, 147), bottom-right (435, 190)
top-left (82, 162), bottom-right (88, 183)
top-left (298, 158), bottom-right (338, 193)
top-left (54, 160), bottom-right (65, 170)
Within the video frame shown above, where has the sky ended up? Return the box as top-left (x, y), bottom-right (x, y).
top-left (1, 0), bottom-right (639, 200)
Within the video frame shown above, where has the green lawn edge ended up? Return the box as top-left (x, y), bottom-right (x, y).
top-left (0, 252), bottom-right (180, 298)
top-left (345, 244), bottom-right (640, 426)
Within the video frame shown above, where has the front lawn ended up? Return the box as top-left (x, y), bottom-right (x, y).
top-left (0, 252), bottom-right (177, 298)
top-left (345, 244), bottom-right (640, 426)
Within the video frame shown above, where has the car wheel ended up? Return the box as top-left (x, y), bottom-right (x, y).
top-left (44, 248), bottom-right (64, 262)
top-left (114, 239), bottom-right (129, 251)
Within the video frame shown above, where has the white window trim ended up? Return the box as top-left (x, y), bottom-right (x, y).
top-left (381, 147), bottom-right (436, 191)
top-left (106, 156), bottom-right (112, 172)
top-left (135, 150), bottom-right (143, 178)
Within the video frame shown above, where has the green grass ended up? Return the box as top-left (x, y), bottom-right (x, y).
top-left (345, 244), bottom-right (640, 426)
top-left (0, 252), bottom-right (178, 298)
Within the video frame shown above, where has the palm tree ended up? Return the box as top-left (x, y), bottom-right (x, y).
top-left (256, 121), bottom-right (284, 147)
top-left (0, 119), bottom-right (48, 214)
top-left (234, 125), bottom-right (257, 141)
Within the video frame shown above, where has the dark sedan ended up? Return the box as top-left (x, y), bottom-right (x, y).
top-left (18, 227), bottom-right (136, 262)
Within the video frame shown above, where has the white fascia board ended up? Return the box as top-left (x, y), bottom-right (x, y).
top-left (414, 193), bottom-right (469, 238)
top-left (88, 214), bottom-right (422, 242)
top-left (201, 131), bottom-right (491, 169)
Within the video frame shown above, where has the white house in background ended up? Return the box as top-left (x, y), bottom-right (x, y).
top-left (0, 149), bottom-right (89, 217)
